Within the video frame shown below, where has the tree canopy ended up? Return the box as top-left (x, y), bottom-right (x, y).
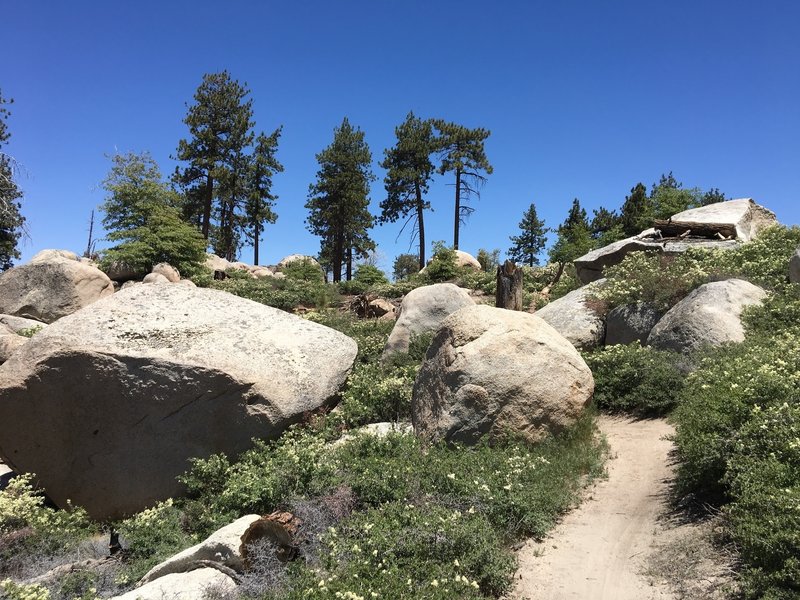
top-left (508, 202), bottom-right (547, 266)
top-left (0, 90), bottom-right (25, 271)
top-left (245, 128), bottom-right (283, 265)
top-left (306, 117), bottom-right (375, 282)
top-left (101, 152), bottom-right (206, 278)
top-left (548, 198), bottom-right (593, 264)
top-left (380, 112), bottom-right (437, 270)
top-left (432, 120), bottom-right (493, 250)
top-left (173, 71), bottom-right (257, 260)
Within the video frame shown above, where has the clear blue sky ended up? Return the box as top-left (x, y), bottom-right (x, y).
top-left (3, 1), bottom-right (799, 272)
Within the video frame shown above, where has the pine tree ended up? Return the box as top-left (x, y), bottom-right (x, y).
top-left (548, 198), bottom-right (593, 264)
top-left (432, 120), bottom-right (493, 249)
top-left (508, 202), bottom-right (547, 266)
top-left (101, 152), bottom-right (206, 278)
top-left (380, 112), bottom-right (437, 270)
top-left (700, 187), bottom-right (726, 206)
top-left (173, 71), bottom-right (255, 258)
top-left (245, 128), bottom-right (283, 265)
top-left (619, 182), bottom-right (651, 236)
top-left (306, 118), bottom-right (375, 282)
top-left (0, 91), bottom-right (26, 271)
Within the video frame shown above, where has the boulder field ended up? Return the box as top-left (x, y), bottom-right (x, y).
top-left (0, 284), bottom-right (357, 520)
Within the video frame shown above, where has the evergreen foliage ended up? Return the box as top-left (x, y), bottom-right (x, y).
top-left (380, 112), bottom-right (437, 270)
top-left (100, 152), bottom-right (206, 278)
top-left (476, 248), bottom-right (500, 272)
top-left (306, 117), bottom-right (376, 282)
top-left (392, 253), bottom-right (420, 281)
top-left (619, 182), bottom-right (650, 236)
top-left (508, 202), bottom-right (547, 266)
top-left (432, 120), bottom-right (493, 249)
top-left (0, 90), bottom-right (25, 271)
top-left (548, 198), bottom-right (593, 264)
top-left (245, 128), bottom-right (283, 265)
top-left (173, 71), bottom-right (281, 262)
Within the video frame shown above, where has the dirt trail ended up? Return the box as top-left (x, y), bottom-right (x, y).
top-left (511, 416), bottom-right (676, 600)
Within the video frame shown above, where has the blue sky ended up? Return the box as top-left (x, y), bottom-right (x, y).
top-left (3, 1), bottom-right (799, 273)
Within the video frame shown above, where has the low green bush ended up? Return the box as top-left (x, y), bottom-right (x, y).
top-left (281, 258), bottom-right (325, 283)
top-left (585, 342), bottom-right (685, 416)
top-left (353, 264), bottom-right (389, 286)
top-left (725, 401), bottom-right (800, 599)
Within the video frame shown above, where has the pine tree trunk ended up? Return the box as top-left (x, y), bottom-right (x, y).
top-left (202, 173), bottom-right (213, 240)
top-left (253, 221), bottom-right (260, 265)
top-left (496, 260), bottom-right (523, 311)
top-left (415, 182), bottom-right (426, 270)
top-left (333, 227), bottom-right (343, 283)
top-left (453, 168), bottom-right (461, 250)
top-left (346, 247), bottom-right (353, 281)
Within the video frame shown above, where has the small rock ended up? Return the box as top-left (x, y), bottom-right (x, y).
top-left (142, 272), bottom-right (170, 284)
top-left (152, 263), bottom-right (181, 283)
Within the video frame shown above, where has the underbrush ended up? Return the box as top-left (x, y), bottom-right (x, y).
top-left (673, 285), bottom-right (800, 598)
top-left (584, 342), bottom-right (685, 416)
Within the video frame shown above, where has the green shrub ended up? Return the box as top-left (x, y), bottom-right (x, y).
top-left (393, 253), bottom-right (420, 281)
top-left (424, 243), bottom-right (461, 282)
top-left (336, 361), bottom-right (418, 426)
top-left (277, 500), bottom-right (513, 600)
top-left (585, 343), bottom-right (685, 416)
top-left (0, 580), bottom-right (51, 600)
top-left (281, 258), bottom-right (325, 283)
top-left (353, 264), bottom-right (389, 286)
top-left (208, 277), bottom-right (333, 312)
top-left (547, 263), bottom-right (583, 301)
top-left (115, 499), bottom-right (194, 584)
top-left (725, 402), bottom-right (800, 599)
top-left (0, 474), bottom-right (91, 542)
top-left (16, 325), bottom-right (43, 338)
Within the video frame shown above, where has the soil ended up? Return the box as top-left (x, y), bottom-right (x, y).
top-left (510, 415), bottom-right (736, 600)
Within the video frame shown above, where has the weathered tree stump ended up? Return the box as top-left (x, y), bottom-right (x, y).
top-left (239, 511), bottom-right (302, 566)
top-left (496, 260), bottom-right (523, 311)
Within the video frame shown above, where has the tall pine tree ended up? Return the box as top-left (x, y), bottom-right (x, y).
top-left (245, 128), bottom-right (283, 265)
top-left (173, 71), bottom-right (255, 258)
top-left (0, 90), bottom-right (25, 271)
top-left (432, 120), bottom-right (493, 249)
top-left (380, 112), bottom-right (437, 270)
top-left (508, 202), bottom-right (547, 266)
top-left (619, 182), bottom-right (650, 236)
top-left (306, 118), bottom-right (375, 282)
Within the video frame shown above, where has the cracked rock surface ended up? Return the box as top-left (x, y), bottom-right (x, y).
top-left (0, 284), bottom-right (357, 519)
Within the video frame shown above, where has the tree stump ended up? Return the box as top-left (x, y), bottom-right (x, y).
top-left (496, 260), bottom-right (523, 311)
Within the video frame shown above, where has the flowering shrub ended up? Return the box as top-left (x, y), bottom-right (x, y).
top-left (0, 475), bottom-right (87, 538)
top-left (0, 580), bottom-right (51, 600)
top-left (585, 342), bottom-right (685, 415)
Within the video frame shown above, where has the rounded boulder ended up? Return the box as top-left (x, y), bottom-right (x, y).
top-left (412, 305), bottom-right (594, 445)
top-left (0, 284), bottom-right (358, 519)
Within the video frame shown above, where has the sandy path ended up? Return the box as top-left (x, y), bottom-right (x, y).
top-left (511, 416), bottom-right (675, 600)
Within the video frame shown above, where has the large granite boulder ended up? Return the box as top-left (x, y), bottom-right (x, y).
top-left (205, 253), bottom-right (230, 273)
top-left (534, 280), bottom-right (606, 350)
top-left (668, 198), bottom-right (777, 242)
top-left (647, 279), bottom-right (766, 354)
top-left (412, 305), bottom-right (593, 445)
top-left (790, 247), bottom-right (800, 284)
top-left (277, 254), bottom-right (322, 271)
top-left (111, 569), bottom-right (236, 600)
top-left (383, 283), bottom-right (474, 357)
top-left (0, 250), bottom-right (114, 323)
top-left (140, 514), bottom-right (260, 584)
top-left (574, 199), bottom-right (775, 284)
top-left (605, 303), bottom-right (663, 345)
top-left (0, 284), bottom-right (358, 519)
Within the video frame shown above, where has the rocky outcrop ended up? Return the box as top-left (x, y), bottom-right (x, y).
top-left (383, 283), bottom-right (474, 357)
top-left (647, 279), bottom-right (766, 354)
top-left (605, 303), bottom-right (663, 345)
top-left (574, 199), bottom-right (775, 284)
top-left (103, 261), bottom-right (143, 282)
top-left (790, 247), bottom-right (800, 284)
top-left (0, 314), bottom-right (47, 335)
top-left (111, 569), bottom-right (236, 600)
top-left (412, 305), bottom-right (593, 445)
top-left (277, 254), bottom-right (322, 272)
top-left (0, 284), bottom-right (358, 519)
top-left (534, 280), bottom-right (606, 350)
top-left (0, 250), bottom-right (114, 323)
top-left (140, 514), bottom-right (261, 584)
top-left (667, 198), bottom-right (777, 242)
